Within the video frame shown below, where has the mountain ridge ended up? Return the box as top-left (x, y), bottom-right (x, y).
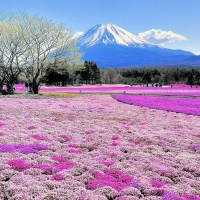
top-left (76, 24), bottom-right (199, 67)
top-left (77, 23), bottom-right (161, 48)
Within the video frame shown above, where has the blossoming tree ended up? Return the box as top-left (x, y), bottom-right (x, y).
top-left (0, 13), bottom-right (29, 94)
top-left (0, 11), bottom-right (83, 94)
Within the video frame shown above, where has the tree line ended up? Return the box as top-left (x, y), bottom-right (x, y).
top-left (44, 60), bottom-right (101, 86)
top-left (100, 67), bottom-right (200, 86)
top-left (44, 66), bottom-right (200, 87)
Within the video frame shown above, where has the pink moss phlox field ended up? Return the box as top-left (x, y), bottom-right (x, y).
top-left (11, 83), bottom-right (200, 96)
top-left (0, 94), bottom-right (200, 199)
top-left (114, 95), bottom-right (200, 116)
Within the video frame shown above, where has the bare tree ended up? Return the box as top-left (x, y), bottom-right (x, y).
top-left (107, 68), bottom-right (118, 84)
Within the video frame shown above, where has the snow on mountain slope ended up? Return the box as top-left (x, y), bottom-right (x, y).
top-left (74, 23), bottom-right (196, 67)
top-left (77, 24), bottom-right (160, 48)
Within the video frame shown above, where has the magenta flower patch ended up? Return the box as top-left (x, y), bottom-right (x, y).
top-left (114, 95), bottom-right (200, 116)
top-left (0, 132), bottom-right (4, 136)
top-left (30, 134), bottom-right (51, 142)
top-left (0, 123), bottom-right (5, 127)
top-left (27, 125), bottom-right (37, 130)
top-left (162, 191), bottom-right (185, 200)
top-left (61, 135), bottom-right (73, 142)
top-left (33, 156), bottom-right (76, 175)
top-left (51, 156), bottom-right (76, 171)
top-left (150, 180), bottom-right (165, 188)
top-left (51, 174), bottom-right (65, 181)
top-left (33, 164), bottom-right (55, 175)
top-left (192, 134), bottom-right (200, 138)
top-left (87, 168), bottom-right (137, 192)
top-left (7, 159), bottom-right (31, 172)
top-left (69, 149), bottom-right (82, 154)
top-left (85, 130), bottom-right (95, 134)
top-left (112, 135), bottom-right (120, 140)
top-left (189, 145), bottom-right (200, 151)
top-left (0, 144), bottom-right (48, 154)
top-left (111, 141), bottom-right (119, 146)
top-left (41, 120), bottom-right (52, 125)
top-left (52, 156), bottom-right (69, 163)
top-left (98, 158), bottom-right (115, 167)
top-left (68, 143), bottom-right (78, 148)
top-left (182, 193), bottom-right (200, 200)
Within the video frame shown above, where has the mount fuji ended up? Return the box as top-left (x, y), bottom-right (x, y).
top-left (77, 23), bottom-right (158, 48)
top-left (77, 24), bottom-right (198, 67)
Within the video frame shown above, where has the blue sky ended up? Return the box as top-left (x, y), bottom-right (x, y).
top-left (0, 0), bottom-right (200, 54)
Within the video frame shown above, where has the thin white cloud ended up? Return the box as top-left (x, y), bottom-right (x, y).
top-left (138, 29), bottom-right (187, 46)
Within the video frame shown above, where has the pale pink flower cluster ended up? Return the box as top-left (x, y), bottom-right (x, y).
top-left (0, 94), bottom-right (200, 199)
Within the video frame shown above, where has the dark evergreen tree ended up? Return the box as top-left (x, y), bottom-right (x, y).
top-left (163, 73), bottom-right (169, 85)
top-left (195, 70), bottom-right (200, 85)
top-left (80, 61), bottom-right (101, 84)
top-left (142, 71), bottom-right (151, 86)
top-left (172, 69), bottom-right (180, 82)
top-left (187, 71), bottom-right (194, 87)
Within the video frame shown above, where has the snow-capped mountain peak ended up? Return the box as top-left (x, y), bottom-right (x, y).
top-left (77, 23), bottom-right (158, 48)
top-left (75, 23), bottom-right (195, 67)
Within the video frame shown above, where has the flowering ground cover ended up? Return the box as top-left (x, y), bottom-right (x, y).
top-left (0, 93), bottom-right (200, 199)
top-left (113, 95), bottom-right (200, 116)
top-left (8, 83), bottom-right (200, 96)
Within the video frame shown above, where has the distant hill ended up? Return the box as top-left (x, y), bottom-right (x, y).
top-left (77, 24), bottom-right (200, 67)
